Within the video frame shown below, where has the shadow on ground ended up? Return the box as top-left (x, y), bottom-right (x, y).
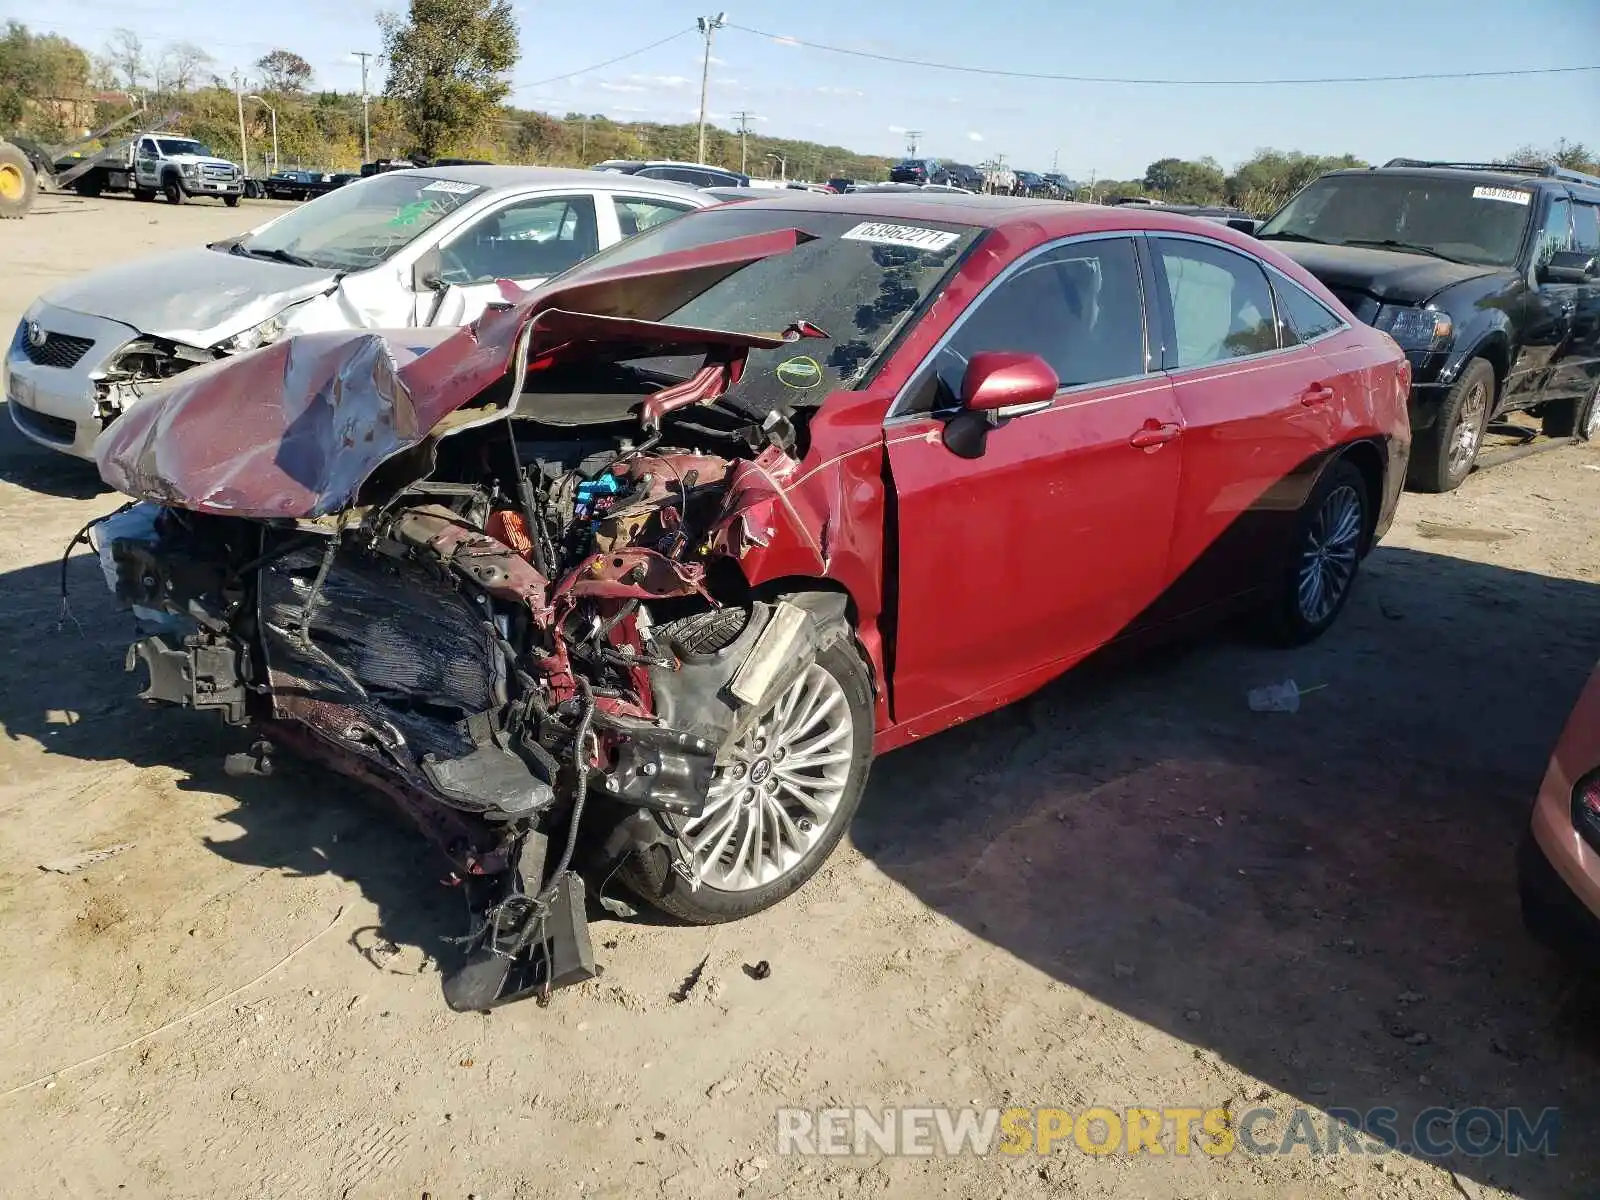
top-left (853, 545), bottom-right (1600, 1199)
top-left (0, 404), bottom-right (112, 499)
top-left (1, 525), bottom-right (1596, 1196)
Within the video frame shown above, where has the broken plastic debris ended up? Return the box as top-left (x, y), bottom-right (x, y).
top-left (39, 843), bottom-right (135, 874)
top-left (742, 960), bottom-right (771, 981)
top-left (1246, 680), bottom-right (1326, 713)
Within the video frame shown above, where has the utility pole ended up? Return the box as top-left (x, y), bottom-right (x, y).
top-left (732, 110), bottom-right (756, 174)
top-left (232, 71), bottom-right (250, 176)
top-left (353, 50), bottom-right (374, 163)
top-left (905, 129), bottom-right (922, 156)
top-left (248, 95), bottom-right (278, 173)
top-left (695, 12), bottom-right (726, 166)
top-left (1051, 148), bottom-right (1059, 172)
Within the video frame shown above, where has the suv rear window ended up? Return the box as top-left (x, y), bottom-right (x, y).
top-left (1258, 173), bottom-right (1534, 267)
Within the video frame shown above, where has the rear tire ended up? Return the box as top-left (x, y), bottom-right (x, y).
top-left (73, 176), bottom-right (104, 199)
top-left (133, 187), bottom-right (155, 202)
top-left (1540, 379), bottom-right (1600, 440)
top-left (1265, 458), bottom-right (1370, 645)
top-left (1407, 357), bottom-right (1493, 493)
top-left (0, 142), bottom-right (38, 219)
top-left (618, 621), bottom-right (874, 924)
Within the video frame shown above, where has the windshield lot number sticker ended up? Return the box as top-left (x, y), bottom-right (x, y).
top-left (1472, 186), bottom-right (1531, 206)
top-left (841, 222), bottom-right (961, 252)
top-left (422, 179), bottom-right (480, 195)
top-left (776, 356), bottom-right (823, 389)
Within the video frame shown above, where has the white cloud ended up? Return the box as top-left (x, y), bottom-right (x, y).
top-left (813, 85), bottom-right (864, 97)
top-left (967, 132), bottom-right (984, 142)
top-left (599, 82), bottom-right (647, 93)
top-left (708, 55), bottom-right (726, 65)
top-left (887, 124), bottom-right (907, 134)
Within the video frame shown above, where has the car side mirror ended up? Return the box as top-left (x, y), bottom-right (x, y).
top-left (941, 351), bottom-right (1059, 460)
top-left (412, 247), bottom-right (446, 293)
top-left (1539, 250), bottom-right (1598, 285)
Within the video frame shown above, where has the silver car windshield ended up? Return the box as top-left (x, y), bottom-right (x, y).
top-left (236, 174), bottom-right (486, 272)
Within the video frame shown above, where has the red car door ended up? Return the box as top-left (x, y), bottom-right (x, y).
top-left (883, 235), bottom-right (1185, 734)
top-left (1146, 235), bottom-right (1342, 605)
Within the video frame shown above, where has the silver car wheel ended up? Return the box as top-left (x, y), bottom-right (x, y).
top-left (682, 662), bottom-right (854, 892)
top-left (1298, 483), bottom-right (1363, 625)
top-left (1449, 379), bottom-right (1489, 475)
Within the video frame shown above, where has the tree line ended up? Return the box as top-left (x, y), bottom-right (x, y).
top-left (2, 12), bottom-right (1594, 207)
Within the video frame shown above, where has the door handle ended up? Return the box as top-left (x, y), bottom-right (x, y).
top-left (1300, 384), bottom-right (1336, 406)
top-left (1129, 420), bottom-right (1181, 448)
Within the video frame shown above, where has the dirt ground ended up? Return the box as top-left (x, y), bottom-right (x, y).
top-left (1, 191), bottom-right (1597, 1200)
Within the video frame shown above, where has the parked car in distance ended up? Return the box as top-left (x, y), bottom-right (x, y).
top-left (263, 170), bottom-right (337, 202)
top-left (1042, 172), bottom-right (1077, 198)
top-left (591, 159), bottom-right (750, 188)
top-left (5, 167), bottom-right (713, 460)
top-left (935, 162), bottom-right (985, 191)
top-left (91, 193), bottom-right (1412, 1008)
top-left (889, 158), bottom-right (941, 185)
top-left (1521, 659), bottom-right (1600, 957)
top-left (1013, 170), bottom-right (1048, 197)
top-left (700, 185), bottom-right (762, 204)
top-left (1134, 202), bottom-right (1264, 236)
top-left (1257, 159), bottom-right (1600, 491)
top-left (846, 182), bottom-right (972, 194)
top-left (826, 177), bottom-right (856, 193)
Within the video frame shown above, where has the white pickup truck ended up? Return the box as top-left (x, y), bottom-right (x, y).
top-left (62, 133), bottom-right (245, 206)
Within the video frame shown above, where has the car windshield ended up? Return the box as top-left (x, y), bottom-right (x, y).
top-left (1258, 174), bottom-right (1532, 267)
top-left (548, 206), bottom-right (983, 410)
top-left (236, 173), bottom-right (486, 272)
top-left (157, 139), bottom-right (211, 157)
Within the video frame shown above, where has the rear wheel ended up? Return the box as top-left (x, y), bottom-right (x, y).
top-left (73, 175), bottom-right (104, 199)
top-left (0, 142), bottom-right (37, 219)
top-left (133, 187), bottom-right (155, 202)
top-left (1266, 458), bottom-right (1370, 645)
top-left (1407, 357), bottom-right (1493, 493)
top-left (618, 622), bottom-right (874, 923)
top-left (1540, 378), bottom-right (1600, 439)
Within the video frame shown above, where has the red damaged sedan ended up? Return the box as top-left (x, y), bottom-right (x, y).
top-left (91, 194), bottom-right (1411, 1008)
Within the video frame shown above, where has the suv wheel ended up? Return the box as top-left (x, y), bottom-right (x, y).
top-left (1539, 378), bottom-right (1600, 440)
top-left (1408, 357), bottom-right (1493, 493)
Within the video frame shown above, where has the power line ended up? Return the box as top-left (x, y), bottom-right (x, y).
top-left (516, 29), bottom-right (694, 91)
top-left (729, 24), bottom-right (1600, 86)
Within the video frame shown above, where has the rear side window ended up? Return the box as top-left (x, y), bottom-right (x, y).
top-left (1573, 203), bottom-right (1600, 256)
top-left (1272, 275), bottom-right (1345, 344)
top-left (1156, 238), bottom-right (1278, 368)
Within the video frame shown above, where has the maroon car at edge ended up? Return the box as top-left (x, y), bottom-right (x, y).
top-left (92, 194), bottom-right (1411, 1008)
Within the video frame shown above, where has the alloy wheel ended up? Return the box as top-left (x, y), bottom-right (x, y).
top-left (1449, 380), bottom-right (1489, 476)
top-left (681, 662), bottom-right (854, 892)
top-left (1297, 483), bottom-right (1363, 625)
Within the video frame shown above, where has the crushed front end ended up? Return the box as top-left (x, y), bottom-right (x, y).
top-left (87, 242), bottom-right (845, 1010)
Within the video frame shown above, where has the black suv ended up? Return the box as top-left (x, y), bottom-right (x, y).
top-left (1258, 159), bottom-right (1600, 491)
top-left (889, 158), bottom-right (941, 185)
top-left (933, 162), bottom-right (984, 191)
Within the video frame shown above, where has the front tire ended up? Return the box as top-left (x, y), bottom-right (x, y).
top-left (618, 622), bottom-right (874, 924)
top-left (1266, 458), bottom-right (1370, 645)
top-left (0, 142), bottom-right (37, 219)
top-left (224, 194), bottom-right (241, 208)
top-left (163, 177), bottom-right (186, 205)
top-left (1407, 357), bottom-right (1493, 493)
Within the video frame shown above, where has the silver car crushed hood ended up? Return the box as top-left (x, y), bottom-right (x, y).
top-left (43, 245), bottom-right (340, 348)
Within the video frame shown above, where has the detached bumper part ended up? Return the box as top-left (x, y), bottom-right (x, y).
top-left (126, 634), bottom-right (248, 724)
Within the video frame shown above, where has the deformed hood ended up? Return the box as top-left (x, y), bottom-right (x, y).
top-left (44, 245), bottom-right (338, 347)
top-left (1268, 241), bottom-right (1502, 307)
top-left (96, 228), bottom-right (810, 519)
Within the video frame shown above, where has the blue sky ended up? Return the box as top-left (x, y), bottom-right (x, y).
top-left (18, 0), bottom-right (1600, 177)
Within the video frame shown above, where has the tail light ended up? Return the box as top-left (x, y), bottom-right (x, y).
top-left (1574, 769), bottom-right (1600, 854)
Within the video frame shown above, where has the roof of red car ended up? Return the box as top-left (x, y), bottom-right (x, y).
top-left (715, 191), bottom-right (1246, 239)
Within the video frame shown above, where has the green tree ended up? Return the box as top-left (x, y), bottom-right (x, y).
top-left (0, 21), bottom-right (92, 131)
top-left (380, 0), bottom-right (519, 160)
top-left (1142, 156), bottom-right (1226, 204)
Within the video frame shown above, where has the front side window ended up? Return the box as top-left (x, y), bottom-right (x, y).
top-left (1258, 173), bottom-right (1534, 268)
top-left (1537, 197), bottom-right (1575, 267)
top-left (906, 237), bottom-right (1148, 414)
top-left (1157, 238), bottom-right (1278, 368)
top-left (1573, 203), bottom-right (1600, 256)
top-left (234, 173), bottom-right (487, 272)
top-left (441, 194), bottom-right (599, 284)
top-left (1271, 274), bottom-right (1345, 344)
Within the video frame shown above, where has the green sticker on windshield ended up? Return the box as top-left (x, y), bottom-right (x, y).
top-left (388, 199), bottom-right (436, 227)
top-left (776, 356), bottom-right (823, 389)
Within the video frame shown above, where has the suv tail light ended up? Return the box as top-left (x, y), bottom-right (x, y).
top-left (1574, 769), bottom-right (1600, 854)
